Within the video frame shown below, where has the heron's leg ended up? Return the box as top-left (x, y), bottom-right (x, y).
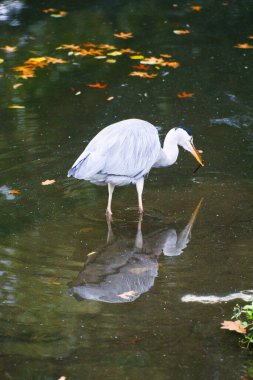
top-left (136, 178), bottom-right (144, 214)
top-left (134, 213), bottom-right (143, 249)
top-left (106, 213), bottom-right (114, 243)
top-left (106, 183), bottom-right (115, 216)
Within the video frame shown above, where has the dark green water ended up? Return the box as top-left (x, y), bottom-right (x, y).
top-left (0, 1), bottom-right (253, 379)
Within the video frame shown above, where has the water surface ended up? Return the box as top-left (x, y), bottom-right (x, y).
top-left (0, 1), bottom-right (253, 379)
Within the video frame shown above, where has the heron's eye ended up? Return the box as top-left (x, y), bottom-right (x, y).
top-left (190, 137), bottom-right (193, 144)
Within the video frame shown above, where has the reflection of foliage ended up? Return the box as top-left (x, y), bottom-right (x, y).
top-left (232, 302), bottom-right (253, 348)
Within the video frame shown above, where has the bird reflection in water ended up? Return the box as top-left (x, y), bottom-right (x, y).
top-left (69, 200), bottom-right (203, 303)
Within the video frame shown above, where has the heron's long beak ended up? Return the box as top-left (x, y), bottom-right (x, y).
top-left (190, 143), bottom-right (204, 167)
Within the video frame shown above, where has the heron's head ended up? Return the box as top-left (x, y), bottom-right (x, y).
top-left (174, 127), bottom-right (204, 167)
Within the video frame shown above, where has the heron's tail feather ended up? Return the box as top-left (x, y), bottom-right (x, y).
top-left (68, 153), bottom-right (106, 180)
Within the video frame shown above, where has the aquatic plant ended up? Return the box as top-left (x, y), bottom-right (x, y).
top-left (232, 302), bottom-right (253, 348)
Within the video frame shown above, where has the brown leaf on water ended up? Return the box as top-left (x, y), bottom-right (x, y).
top-left (83, 43), bottom-right (97, 47)
top-left (46, 57), bottom-right (67, 64)
top-left (1, 45), bottom-right (17, 53)
top-left (114, 32), bottom-right (133, 39)
top-left (99, 44), bottom-right (117, 50)
top-left (43, 8), bottom-right (58, 13)
top-left (87, 83), bottom-right (108, 88)
top-left (127, 336), bottom-right (140, 345)
top-left (248, 36), bottom-right (253, 39)
top-left (177, 92), bottom-right (195, 98)
top-left (121, 48), bottom-right (138, 54)
top-left (41, 179), bottom-right (56, 186)
top-left (13, 56), bottom-right (67, 79)
top-left (79, 48), bottom-right (103, 56)
top-left (160, 53), bottom-right (172, 58)
top-left (191, 5), bottom-right (202, 11)
top-left (129, 71), bottom-right (157, 78)
top-left (173, 29), bottom-right (191, 35)
top-left (133, 64), bottom-right (150, 70)
top-left (161, 61), bottom-right (180, 68)
top-left (221, 320), bottom-right (246, 334)
top-left (56, 44), bottom-right (81, 51)
top-left (118, 290), bottom-right (136, 300)
top-left (234, 43), bottom-right (253, 49)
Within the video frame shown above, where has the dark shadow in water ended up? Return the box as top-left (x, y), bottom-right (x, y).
top-left (68, 199), bottom-right (203, 303)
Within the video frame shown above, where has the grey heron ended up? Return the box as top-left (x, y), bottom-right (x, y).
top-left (68, 118), bottom-right (204, 214)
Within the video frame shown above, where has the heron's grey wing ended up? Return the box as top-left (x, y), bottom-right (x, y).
top-left (100, 119), bottom-right (161, 180)
top-left (68, 119), bottom-right (161, 183)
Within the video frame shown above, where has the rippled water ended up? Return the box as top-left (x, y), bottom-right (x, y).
top-left (0, 1), bottom-right (253, 379)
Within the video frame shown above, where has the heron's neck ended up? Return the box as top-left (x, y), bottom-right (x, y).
top-left (154, 133), bottom-right (179, 167)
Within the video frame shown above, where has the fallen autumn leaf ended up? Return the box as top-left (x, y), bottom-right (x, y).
top-left (234, 43), bottom-right (253, 49)
top-left (177, 92), bottom-right (195, 98)
top-left (41, 179), bottom-right (56, 186)
top-left (114, 32), bottom-right (133, 39)
top-left (221, 320), bottom-right (247, 334)
top-left (129, 71), bottom-right (157, 78)
top-left (87, 83), bottom-right (108, 88)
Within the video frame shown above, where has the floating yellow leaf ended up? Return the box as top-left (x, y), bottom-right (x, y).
top-left (129, 71), bottom-right (157, 78)
top-left (107, 96), bottom-right (114, 101)
top-left (114, 32), bottom-right (133, 39)
top-left (87, 251), bottom-right (96, 256)
top-left (8, 105), bottom-right (25, 109)
top-left (248, 36), bottom-right (253, 39)
top-left (107, 51), bottom-right (122, 56)
top-left (106, 59), bottom-right (116, 63)
top-left (234, 43), bottom-right (253, 49)
top-left (0, 58), bottom-right (4, 64)
top-left (41, 179), bottom-right (56, 186)
top-left (173, 29), bottom-right (191, 35)
top-left (50, 11), bottom-right (67, 18)
top-left (130, 55), bottom-right (145, 60)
